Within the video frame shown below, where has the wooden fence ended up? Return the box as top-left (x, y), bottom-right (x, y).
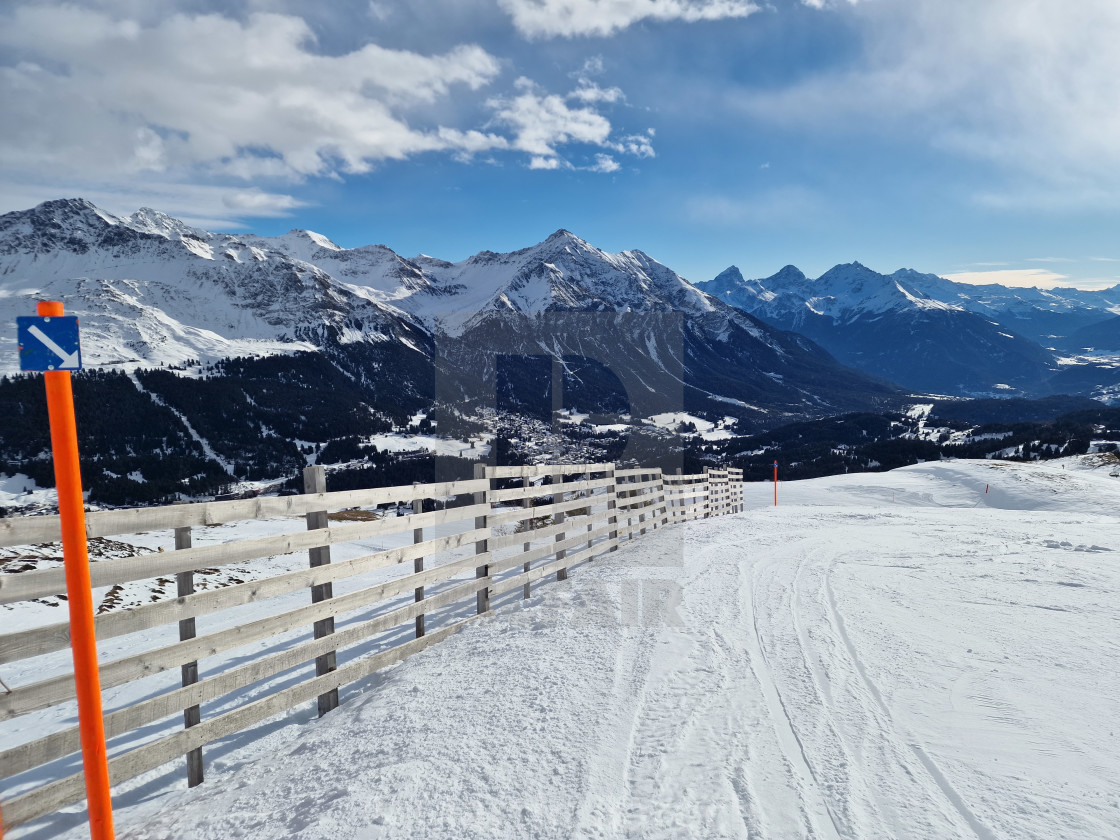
top-left (0, 462), bottom-right (743, 831)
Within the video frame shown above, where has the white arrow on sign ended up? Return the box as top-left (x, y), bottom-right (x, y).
top-left (28, 324), bottom-right (80, 369)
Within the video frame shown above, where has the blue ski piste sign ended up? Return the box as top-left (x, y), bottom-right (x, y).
top-left (17, 314), bottom-right (82, 371)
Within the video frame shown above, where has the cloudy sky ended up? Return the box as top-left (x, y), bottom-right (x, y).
top-left (2, 0), bottom-right (1119, 290)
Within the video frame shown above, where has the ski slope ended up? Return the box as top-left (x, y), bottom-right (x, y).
top-left (25, 458), bottom-right (1120, 840)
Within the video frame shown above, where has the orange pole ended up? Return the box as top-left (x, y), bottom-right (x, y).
top-left (38, 301), bottom-right (115, 840)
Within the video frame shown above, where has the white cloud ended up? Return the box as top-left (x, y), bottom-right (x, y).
top-left (568, 55), bottom-right (624, 103)
top-left (570, 82), bottom-right (626, 104)
top-left (590, 154), bottom-right (621, 173)
top-left (800, 0), bottom-right (860, 8)
top-left (0, 7), bottom-right (504, 183)
top-left (486, 78), bottom-right (654, 170)
top-left (222, 189), bottom-right (306, 214)
top-left (499, 0), bottom-right (759, 38)
top-left (613, 131), bottom-right (656, 158)
top-left (488, 78), bottom-right (619, 167)
top-left (740, 0), bottom-right (1120, 209)
top-left (575, 56), bottom-right (606, 77)
top-left (0, 5), bottom-right (649, 211)
top-left (529, 156), bottom-right (564, 170)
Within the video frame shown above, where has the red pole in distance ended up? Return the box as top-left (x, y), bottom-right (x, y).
top-left (773, 460), bottom-right (778, 507)
top-left (38, 300), bottom-right (115, 840)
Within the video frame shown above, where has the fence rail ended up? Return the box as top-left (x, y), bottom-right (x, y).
top-left (0, 461), bottom-right (744, 831)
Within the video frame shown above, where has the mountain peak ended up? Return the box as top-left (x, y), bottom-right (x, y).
top-left (816, 261), bottom-right (883, 284)
top-left (39, 197), bottom-right (97, 211)
top-left (285, 229), bottom-right (344, 251)
top-left (29, 197), bottom-right (120, 226)
top-left (772, 264), bottom-right (807, 283)
top-left (0, 198), bottom-right (122, 251)
top-left (540, 228), bottom-right (594, 251)
top-left (125, 206), bottom-right (204, 240)
top-left (713, 265), bottom-right (745, 283)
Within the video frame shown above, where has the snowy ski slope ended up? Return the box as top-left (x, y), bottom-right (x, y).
top-left (20, 457), bottom-right (1120, 839)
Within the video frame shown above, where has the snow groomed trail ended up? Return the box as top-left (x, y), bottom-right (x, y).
top-left (57, 460), bottom-right (1120, 840)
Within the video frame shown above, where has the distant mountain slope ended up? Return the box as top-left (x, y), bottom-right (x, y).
top-left (896, 272), bottom-right (1120, 344)
top-left (1062, 314), bottom-right (1120, 352)
top-left (0, 201), bottom-right (903, 432)
top-left (408, 232), bottom-right (902, 424)
top-left (697, 263), bottom-right (1061, 396)
top-left (0, 198), bottom-right (431, 369)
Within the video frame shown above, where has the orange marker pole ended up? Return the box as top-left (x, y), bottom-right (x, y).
top-left (38, 301), bottom-right (115, 840)
top-left (773, 460), bottom-right (778, 507)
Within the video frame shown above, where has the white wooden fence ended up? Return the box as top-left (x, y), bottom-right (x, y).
top-left (0, 462), bottom-right (743, 831)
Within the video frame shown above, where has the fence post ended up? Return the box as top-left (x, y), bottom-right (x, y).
top-left (554, 466), bottom-right (567, 581)
top-left (607, 464), bottom-right (618, 552)
top-left (522, 476), bottom-right (532, 599)
top-left (676, 468), bottom-right (683, 524)
top-left (655, 468), bottom-right (667, 527)
top-left (303, 465), bottom-right (338, 717)
top-left (624, 473), bottom-right (634, 540)
top-left (474, 463), bottom-right (490, 613)
top-left (586, 468), bottom-right (594, 553)
top-left (640, 474), bottom-right (649, 533)
top-left (412, 484), bottom-right (425, 638)
top-left (175, 525), bottom-right (203, 788)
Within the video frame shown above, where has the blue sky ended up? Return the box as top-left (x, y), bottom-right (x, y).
top-left (2, 0), bottom-right (1119, 290)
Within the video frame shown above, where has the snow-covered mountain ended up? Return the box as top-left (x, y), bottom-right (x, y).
top-left (1060, 314), bottom-right (1120, 353)
top-left (696, 262), bottom-right (1117, 396)
top-left (890, 270), bottom-right (1120, 345)
top-left (0, 200), bottom-right (902, 432)
top-left (385, 230), bottom-right (901, 423)
top-left (0, 199), bottom-right (431, 373)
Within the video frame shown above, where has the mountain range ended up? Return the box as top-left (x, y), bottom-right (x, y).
top-left (696, 262), bottom-right (1119, 398)
top-left (0, 199), bottom-right (902, 427)
top-left (2, 198), bottom-right (1118, 505)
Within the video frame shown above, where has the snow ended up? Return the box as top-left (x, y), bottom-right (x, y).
top-left (556, 409), bottom-right (590, 424)
top-left (179, 238), bottom-right (214, 260)
top-left (0, 473), bottom-right (56, 509)
top-left (704, 261), bottom-right (1120, 335)
top-left (366, 433), bottom-right (490, 458)
top-left (644, 411), bottom-right (713, 433)
top-left (9, 458), bottom-right (1119, 839)
top-left (128, 371), bottom-right (234, 473)
top-left (0, 203), bottom-right (410, 376)
top-left (699, 416), bottom-right (741, 441)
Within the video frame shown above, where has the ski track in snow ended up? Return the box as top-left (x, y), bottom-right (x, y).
top-left (127, 371), bottom-right (234, 475)
top-left (10, 459), bottom-right (1120, 840)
